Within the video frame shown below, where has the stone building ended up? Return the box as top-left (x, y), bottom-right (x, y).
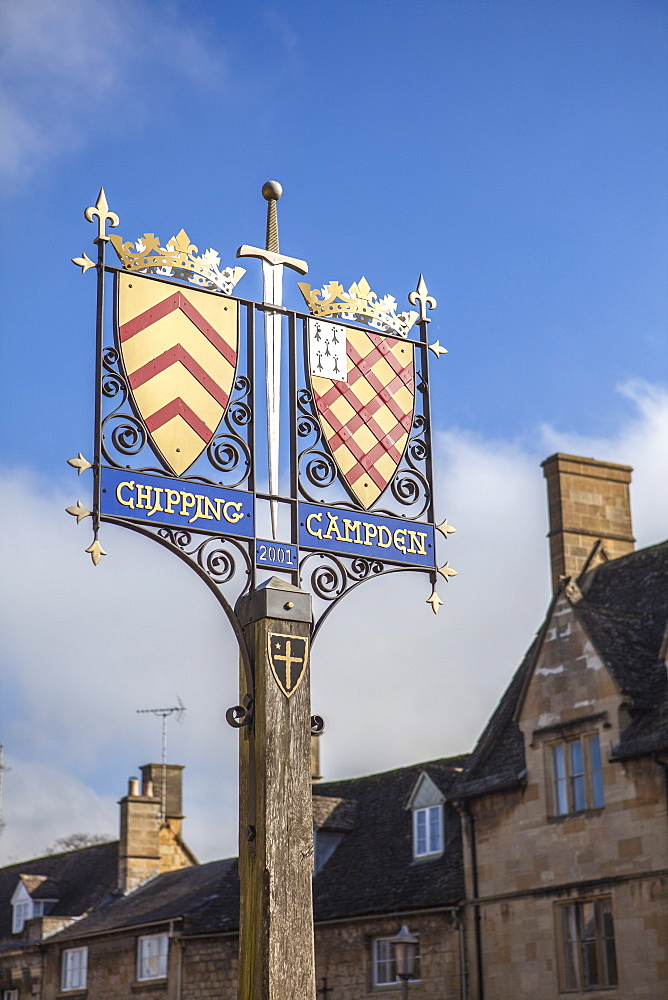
top-left (456, 454), bottom-right (668, 998)
top-left (0, 453), bottom-right (666, 1000)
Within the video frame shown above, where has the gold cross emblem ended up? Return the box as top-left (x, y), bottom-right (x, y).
top-left (268, 632), bottom-right (309, 698)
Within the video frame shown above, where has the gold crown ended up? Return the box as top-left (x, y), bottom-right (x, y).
top-left (297, 277), bottom-right (418, 338)
top-left (108, 229), bottom-right (245, 295)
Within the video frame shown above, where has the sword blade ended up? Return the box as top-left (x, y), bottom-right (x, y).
top-left (262, 259), bottom-right (283, 539)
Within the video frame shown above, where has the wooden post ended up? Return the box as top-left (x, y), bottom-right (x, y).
top-left (237, 577), bottom-right (316, 1000)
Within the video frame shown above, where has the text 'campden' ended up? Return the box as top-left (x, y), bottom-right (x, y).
top-left (304, 510), bottom-right (427, 556)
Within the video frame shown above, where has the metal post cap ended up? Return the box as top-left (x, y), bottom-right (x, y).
top-left (237, 576), bottom-right (311, 625)
top-left (262, 180), bottom-right (283, 201)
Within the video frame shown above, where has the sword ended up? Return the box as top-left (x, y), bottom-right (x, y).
top-left (238, 181), bottom-right (308, 539)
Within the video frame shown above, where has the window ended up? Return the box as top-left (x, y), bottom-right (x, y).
top-left (413, 805), bottom-right (443, 857)
top-left (137, 934), bottom-right (168, 981)
top-left (551, 734), bottom-right (604, 815)
top-left (372, 937), bottom-right (421, 987)
top-left (558, 898), bottom-right (617, 991)
top-left (3, 990), bottom-right (19, 1000)
top-left (11, 900), bottom-right (31, 934)
top-left (61, 947), bottom-right (88, 991)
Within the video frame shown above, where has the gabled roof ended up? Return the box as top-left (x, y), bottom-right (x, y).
top-left (0, 842), bottom-right (118, 940)
top-left (459, 539), bottom-right (668, 796)
top-left (44, 755), bottom-right (467, 943)
top-left (312, 755), bottom-right (468, 921)
top-left (574, 541), bottom-right (668, 710)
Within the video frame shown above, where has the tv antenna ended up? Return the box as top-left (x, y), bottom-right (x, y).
top-left (136, 699), bottom-right (186, 823)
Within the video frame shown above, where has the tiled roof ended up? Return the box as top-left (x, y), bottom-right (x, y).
top-left (0, 842), bottom-right (118, 940)
top-left (574, 542), bottom-right (668, 710)
top-left (459, 539), bottom-right (668, 795)
top-left (312, 756), bottom-right (468, 921)
top-left (48, 859), bottom-right (240, 941)
top-left (46, 755), bottom-right (467, 942)
top-left (312, 795), bottom-right (358, 831)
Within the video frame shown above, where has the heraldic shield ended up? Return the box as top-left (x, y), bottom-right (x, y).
top-left (268, 632), bottom-right (309, 698)
top-left (116, 273), bottom-right (239, 476)
top-left (309, 325), bottom-right (415, 509)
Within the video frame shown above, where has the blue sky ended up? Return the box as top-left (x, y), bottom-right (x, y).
top-left (0, 0), bottom-right (666, 862)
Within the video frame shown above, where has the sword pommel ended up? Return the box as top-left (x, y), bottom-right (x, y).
top-left (237, 181), bottom-right (307, 274)
top-left (262, 180), bottom-right (282, 254)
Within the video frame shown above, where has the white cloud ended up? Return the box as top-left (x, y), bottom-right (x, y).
top-left (0, 0), bottom-right (226, 185)
top-left (539, 380), bottom-right (668, 548)
top-left (0, 755), bottom-right (116, 864)
top-left (0, 383), bottom-right (666, 864)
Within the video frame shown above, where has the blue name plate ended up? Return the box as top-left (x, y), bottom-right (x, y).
top-left (255, 540), bottom-right (299, 570)
top-left (298, 502), bottom-right (435, 568)
top-left (100, 467), bottom-right (254, 538)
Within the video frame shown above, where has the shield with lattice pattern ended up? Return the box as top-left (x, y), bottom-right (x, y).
top-left (308, 324), bottom-right (415, 509)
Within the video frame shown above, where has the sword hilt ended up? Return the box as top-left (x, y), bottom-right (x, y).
top-left (262, 180), bottom-right (282, 254)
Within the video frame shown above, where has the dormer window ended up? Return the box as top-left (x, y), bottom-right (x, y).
top-left (11, 881), bottom-right (34, 934)
top-left (405, 771), bottom-right (446, 860)
top-left (10, 877), bottom-right (57, 933)
top-left (413, 805), bottom-right (443, 857)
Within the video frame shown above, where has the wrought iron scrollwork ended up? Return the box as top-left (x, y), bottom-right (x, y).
top-left (107, 414), bottom-right (147, 456)
top-left (101, 348), bottom-right (126, 400)
top-left (156, 526), bottom-right (252, 591)
top-left (300, 550), bottom-right (400, 639)
top-left (302, 551), bottom-right (383, 601)
top-left (226, 694), bottom-right (254, 729)
top-left (202, 373), bottom-right (253, 488)
top-left (297, 388), bottom-right (340, 501)
top-left (310, 715), bottom-right (325, 736)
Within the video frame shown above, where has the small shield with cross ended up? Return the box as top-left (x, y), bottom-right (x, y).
top-left (268, 632), bottom-right (309, 698)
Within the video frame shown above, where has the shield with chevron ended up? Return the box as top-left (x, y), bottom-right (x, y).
top-left (115, 272), bottom-right (239, 476)
top-left (308, 322), bottom-right (415, 509)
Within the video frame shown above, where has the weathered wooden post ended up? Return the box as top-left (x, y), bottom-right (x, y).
top-left (236, 577), bottom-right (315, 1000)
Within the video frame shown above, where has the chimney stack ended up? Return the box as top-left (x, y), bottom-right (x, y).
top-left (139, 763), bottom-right (184, 835)
top-left (118, 764), bottom-right (194, 892)
top-left (541, 453), bottom-right (635, 591)
top-left (118, 775), bottom-right (161, 892)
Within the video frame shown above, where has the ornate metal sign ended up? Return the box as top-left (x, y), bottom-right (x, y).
top-left (69, 185), bottom-right (456, 667)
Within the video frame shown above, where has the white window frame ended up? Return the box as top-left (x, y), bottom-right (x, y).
top-left (11, 900), bottom-right (31, 934)
top-left (372, 936), bottom-right (421, 987)
top-left (61, 947), bottom-right (88, 992)
top-left (137, 933), bottom-right (169, 981)
top-left (3, 990), bottom-right (19, 1000)
top-left (412, 804), bottom-right (443, 858)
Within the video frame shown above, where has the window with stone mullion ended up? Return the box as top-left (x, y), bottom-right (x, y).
top-left (559, 899), bottom-right (617, 990)
top-left (551, 733), bottom-right (604, 815)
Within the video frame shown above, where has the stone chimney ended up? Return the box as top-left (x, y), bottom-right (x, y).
top-left (118, 765), bottom-right (196, 892)
top-left (118, 775), bottom-right (161, 892)
top-left (140, 763), bottom-right (184, 835)
top-left (541, 453), bottom-right (635, 591)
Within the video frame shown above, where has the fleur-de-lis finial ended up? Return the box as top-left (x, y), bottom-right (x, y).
top-left (84, 188), bottom-right (119, 242)
top-left (408, 274), bottom-right (437, 323)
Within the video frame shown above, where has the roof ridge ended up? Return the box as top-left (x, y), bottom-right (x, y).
top-left (0, 840), bottom-right (119, 873)
top-left (317, 753), bottom-right (469, 788)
